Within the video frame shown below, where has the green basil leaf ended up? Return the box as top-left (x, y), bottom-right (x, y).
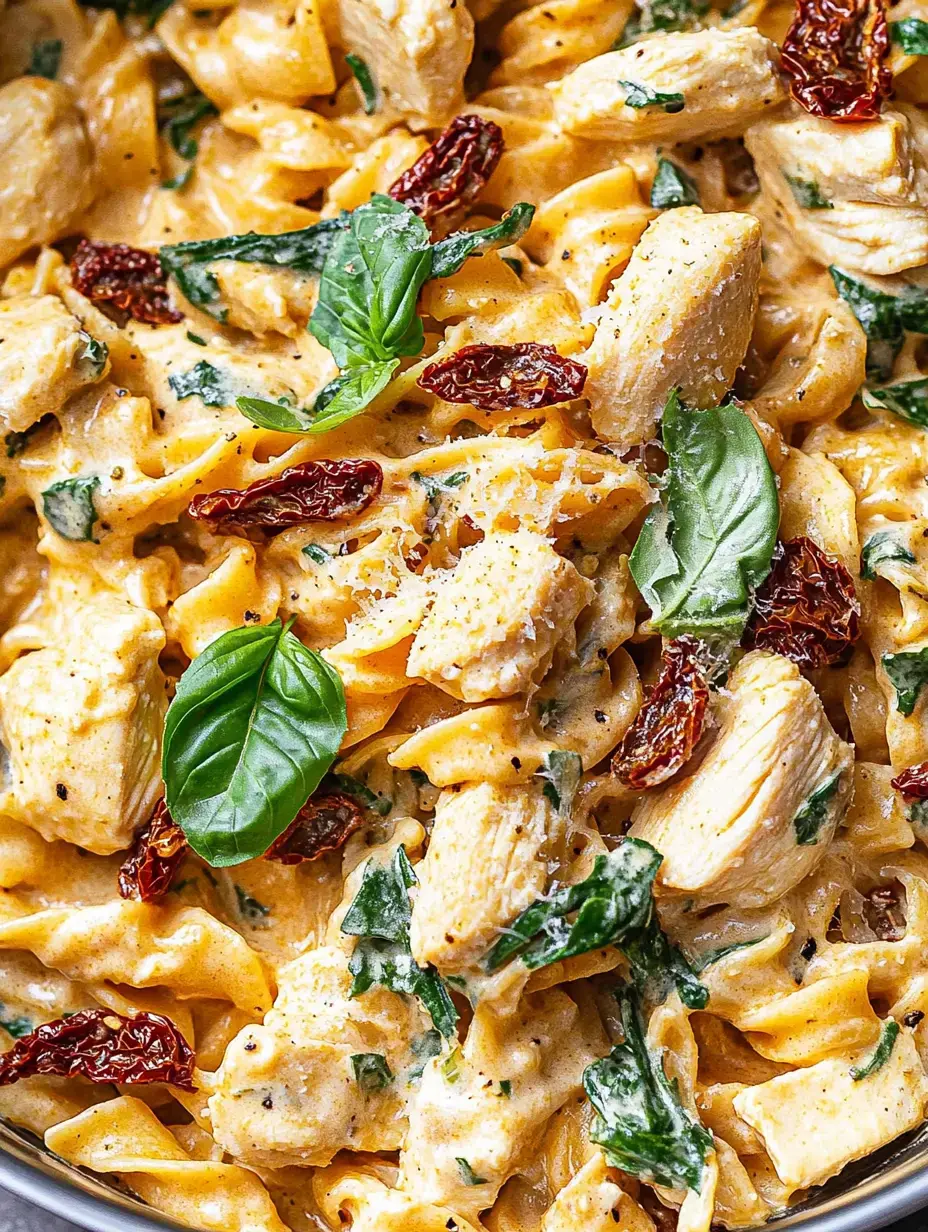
top-left (345, 52), bottom-right (379, 114)
top-left (409, 1028), bottom-right (443, 1079)
top-left (650, 158), bottom-right (699, 209)
top-left (351, 1051), bottom-right (393, 1091)
top-left (863, 378), bottom-right (928, 427)
top-left (850, 1018), bottom-right (900, 1080)
top-left (617, 0), bottom-right (707, 44)
top-left (892, 16), bottom-right (928, 53)
top-left (882, 646), bottom-right (928, 716)
top-left (622, 914), bottom-right (708, 1009)
top-left (162, 617), bottom-right (347, 867)
top-left (302, 360), bottom-right (399, 435)
top-left (784, 173), bottom-right (833, 210)
top-left (27, 38), bottom-right (62, 79)
top-left (861, 529), bottom-right (916, 580)
top-left (793, 771), bottom-right (843, 845)
top-left (429, 204), bottom-right (535, 280)
top-left (169, 361), bottom-right (239, 407)
top-left (535, 750), bottom-right (582, 818)
top-left (77, 331), bottom-right (108, 380)
top-left (456, 1159), bottom-right (488, 1186)
top-left (618, 80), bottom-right (686, 113)
top-left (302, 543), bottom-right (331, 564)
top-left (629, 390), bottom-right (778, 640)
top-left (830, 267), bottom-right (906, 381)
top-left (42, 475), bottom-right (101, 541)
top-left (484, 838), bottom-right (662, 972)
top-left (329, 771), bottom-right (392, 816)
top-left (342, 846), bottom-right (416, 940)
top-left (585, 989), bottom-right (713, 1190)
top-left (235, 395), bottom-right (316, 433)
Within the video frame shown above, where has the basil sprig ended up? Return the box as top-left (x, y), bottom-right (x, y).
top-left (629, 391), bottom-right (778, 640)
top-left (162, 618), bottom-right (347, 867)
top-left (831, 267), bottom-right (928, 381)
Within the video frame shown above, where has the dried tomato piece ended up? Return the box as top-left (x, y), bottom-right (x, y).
top-left (418, 343), bottom-right (587, 411)
top-left (781, 0), bottom-right (892, 122)
top-left (118, 799), bottom-right (188, 904)
top-left (70, 240), bottom-right (183, 326)
top-left (265, 792), bottom-right (365, 864)
top-left (892, 762), bottom-right (928, 798)
top-left (388, 114), bottom-right (503, 238)
top-left (188, 459), bottom-right (383, 535)
top-left (612, 637), bottom-right (709, 790)
top-left (744, 537), bottom-right (861, 668)
top-left (862, 881), bottom-right (907, 941)
top-left (0, 1009), bottom-right (196, 1090)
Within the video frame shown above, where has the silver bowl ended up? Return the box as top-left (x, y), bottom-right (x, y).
top-left (0, 1115), bottom-right (926, 1232)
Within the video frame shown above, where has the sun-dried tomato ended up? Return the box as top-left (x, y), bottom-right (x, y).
top-left (0, 1009), bottom-right (196, 1090)
top-left (892, 762), bottom-right (928, 798)
top-left (744, 537), bottom-right (860, 668)
top-left (118, 799), bottom-right (188, 904)
top-left (862, 882), bottom-right (907, 941)
top-left (265, 792), bottom-right (365, 864)
top-left (70, 240), bottom-right (183, 326)
top-left (781, 0), bottom-right (892, 122)
top-left (418, 343), bottom-right (587, 411)
top-left (612, 638), bottom-right (709, 790)
top-left (388, 114), bottom-right (504, 239)
top-left (188, 459), bottom-right (383, 535)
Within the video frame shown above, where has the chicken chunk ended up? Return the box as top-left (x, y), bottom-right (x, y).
top-left (209, 946), bottom-right (429, 1167)
top-left (549, 29), bottom-right (784, 143)
top-left (336, 0), bottom-right (474, 126)
top-left (631, 651), bottom-right (854, 909)
top-left (0, 78), bottom-right (94, 268)
top-left (406, 530), bottom-right (594, 702)
top-left (410, 782), bottom-right (562, 974)
top-left (746, 104), bottom-right (928, 276)
top-left (542, 1154), bottom-right (654, 1232)
top-left (584, 208), bottom-right (762, 444)
top-left (733, 1029), bottom-right (928, 1190)
top-left (0, 599), bottom-right (166, 854)
top-left (0, 296), bottom-right (108, 434)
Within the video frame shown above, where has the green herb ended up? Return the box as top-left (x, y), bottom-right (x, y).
top-left (850, 1018), bottom-right (900, 1080)
top-left (906, 797), bottom-right (928, 828)
top-left (585, 990), bottom-right (712, 1190)
top-left (411, 470), bottom-right (468, 519)
top-left (484, 838), bottom-right (661, 972)
top-left (502, 257), bottom-right (523, 276)
top-left (169, 361), bottom-right (238, 407)
top-left (537, 698), bottom-right (567, 730)
top-left (498, 1079), bottom-right (512, 1097)
top-left (693, 935), bottom-right (768, 971)
top-left (622, 913), bottom-right (708, 1009)
top-left (629, 390), bottom-right (778, 641)
top-left (162, 617), bottom-right (347, 867)
top-left (618, 0), bottom-right (707, 43)
top-left (5, 421), bottom-right (45, 459)
top-left (345, 52), bottom-right (379, 114)
top-left (351, 1051), bottom-right (393, 1091)
top-left (456, 1158), bottom-right (488, 1186)
top-left (863, 379), bottom-right (928, 428)
top-left (882, 647), bottom-right (928, 716)
top-left (234, 395), bottom-right (316, 434)
top-left (77, 0), bottom-right (174, 23)
top-left (158, 88), bottom-right (217, 190)
top-left (329, 771), bottom-right (392, 816)
top-left (784, 174), bottom-right (833, 210)
top-left (303, 543), bottom-right (331, 564)
top-left (42, 476), bottom-right (101, 541)
top-left (0, 1014), bottom-right (33, 1039)
top-left (618, 81), bottom-right (685, 113)
top-left (341, 846), bottom-right (458, 1037)
top-left (27, 38), bottom-right (62, 79)
top-left (235, 885), bottom-right (270, 920)
top-left (409, 1028), bottom-right (443, 1079)
top-left (891, 16), bottom-right (928, 54)
top-left (428, 205), bottom-right (534, 280)
top-left (187, 331), bottom-right (207, 346)
top-left (793, 771), bottom-right (843, 845)
top-left (829, 268), bottom-right (928, 381)
top-left (441, 1048), bottom-right (463, 1083)
top-left (77, 331), bottom-right (108, 380)
top-left (861, 530), bottom-right (916, 580)
top-left (650, 158), bottom-right (699, 209)
top-left (535, 750), bottom-right (582, 818)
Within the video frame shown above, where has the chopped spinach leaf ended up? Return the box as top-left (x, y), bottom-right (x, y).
top-left (498, 1078), bottom-right (512, 1097)
top-left (303, 543), bottom-right (331, 564)
top-left (0, 1013), bottom-right (33, 1039)
top-left (187, 331), bottom-right (207, 346)
top-left (77, 0), bottom-right (174, 23)
top-left (793, 771), bottom-right (843, 845)
top-left (863, 379), bottom-right (928, 428)
top-left (77, 331), bottom-right (108, 380)
top-left (456, 1158), bottom-right (488, 1186)
top-left (5, 421), bottom-right (45, 459)
top-left (892, 17), bottom-right (928, 54)
top-left (429, 204), bottom-right (535, 280)
top-left (235, 885), bottom-right (271, 920)
top-left (850, 1018), bottom-right (900, 1080)
top-left (535, 750), bottom-right (582, 818)
top-left (159, 89), bottom-right (217, 160)
top-left (169, 361), bottom-right (238, 407)
top-left (42, 475), bottom-right (101, 541)
top-left (351, 1051), bottom-right (393, 1092)
top-left (828, 267), bottom-right (928, 382)
top-left (619, 80), bottom-right (685, 113)
top-left (784, 174), bottom-right (833, 210)
top-left (883, 647), bottom-right (928, 716)
top-left (618, 0), bottom-right (707, 43)
top-left (651, 158), bottom-right (699, 209)
top-left (409, 1028), bottom-right (443, 1080)
top-left (345, 52), bottom-right (379, 114)
top-left (27, 38), bottom-right (62, 79)
top-left (861, 530), bottom-right (916, 580)
top-left (623, 913), bottom-right (708, 1009)
top-left (329, 770), bottom-right (392, 816)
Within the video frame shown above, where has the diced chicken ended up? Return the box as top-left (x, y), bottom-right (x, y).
top-left (0, 296), bottom-right (108, 434)
top-left (209, 946), bottom-right (429, 1167)
top-left (733, 1029), bottom-right (928, 1190)
top-left (0, 599), bottom-right (166, 854)
top-left (399, 989), bottom-right (604, 1222)
top-left (631, 651), bottom-right (854, 909)
top-left (410, 781), bottom-right (562, 973)
top-left (0, 78), bottom-right (94, 268)
top-left (746, 104), bottom-right (928, 276)
top-left (406, 530), bottom-right (594, 702)
top-left (335, 0), bottom-right (474, 126)
top-left (542, 1154), bottom-right (655, 1232)
top-left (549, 29), bottom-right (784, 143)
top-left (584, 208), bottom-right (762, 444)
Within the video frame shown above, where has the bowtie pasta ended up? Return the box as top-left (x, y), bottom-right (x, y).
top-left (1, 0), bottom-right (928, 1228)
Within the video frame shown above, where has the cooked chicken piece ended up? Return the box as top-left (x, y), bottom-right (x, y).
top-left (733, 1029), bottom-right (928, 1190)
top-left (542, 1154), bottom-right (654, 1232)
top-left (410, 782), bottom-right (562, 973)
top-left (0, 78), bottom-right (94, 268)
top-left (631, 651), bottom-right (854, 909)
top-left (399, 989), bottom-right (604, 1222)
top-left (209, 946), bottom-right (429, 1167)
top-left (584, 207), bottom-right (761, 444)
top-left (336, 0), bottom-right (474, 126)
top-left (407, 530), bottom-right (594, 702)
top-left (0, 599), bottom-right (166, 854)
top-left (0, 296), bottom-right (108, 434)
top-left (746, 104), bottom-right (928, 276)
top-left (549, 29), bottom-right (784, 143)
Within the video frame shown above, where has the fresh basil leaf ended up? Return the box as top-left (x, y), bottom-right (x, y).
top-left (484, 838), bottom-right (661, 972)
top-left (302, 360), bottom-right (399, 435)
top-left (329, 771), bottom-right (392, 816)
top-left (342, 846), bottom-right (416, 940)
top-left (77, 331), bottom-right (108, 380)
top-left (429, 204), bottom-right (535, 280)
top-left (793, 771), bottom-right (843, 845)
top-left (850, 1018), bottom-right (900, 1080)
top-left (187, 331), bottom-right (207, 346)
top-left (163, 617), bottom-right (347, 867)
top-left (861, 530), bottom-right (916, 580)
top-left (784, 173), bottom-right (833, 210)
top-left (629, 390), bottom-right (778, 640)
top-left (830, 267), bottom-right (905, 381)
top-left (586, 990), bottom-right (712, 1190)
top-left (409, 1028), bottom-right (443, 1079)
top-left (618, 0), bottom-right (707, 43)
top-left (693, 934), bottom-right (768, 972)
top-left (892, 16), bottom-right (928, 54)
top-left (169, 361), bottom-right (239, 407)
top-left (235, 395), bottom-right (316, 433)
top-left (863, 379), bottom-right (928, 428)
top-left (456, 1159), bottom-right (488, 1186)
top-left (651, 158), bottom-right (699, 209)
top-left (351, 1051), bottom-right (393, 1091)
top-left (27, 38), bottom-right (62, 79)
top-left (535, 750), bottom-right (582, 818)
top-left (235, 885), bottom-right (270, 920)
top-left (882, 647), bottom-right (928, 716)
top-left (345, 52), bottom-right (379, 114)
top-left (302, 543), bottom-right (331, 564)
top-left (42, 475), bottom-right (101, 541)
top-left (619, 80), bottom-right (685, 113)
top-left (412, 469), bottom-right (469, 519)
top-left (623, 914), bottom-right (708, 1009)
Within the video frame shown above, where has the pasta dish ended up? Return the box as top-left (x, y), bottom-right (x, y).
top-left (0, 0), bottom-right (927, 1228)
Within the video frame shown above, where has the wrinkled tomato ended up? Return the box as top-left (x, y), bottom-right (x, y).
top-left (118, 799), bottom-right (188, 904)
top-left (892, 762), bottom-right (928, 798)
top-left (265, 792), bottom-right (365, 864)
top-left (419, 343), bottom-right (587, 411)
top-left (780, 0), bottom-right (892, 122)
top-left (612, 637), bottom-right (709, 790)
top-left (70, 240), bottom-right (183, 325)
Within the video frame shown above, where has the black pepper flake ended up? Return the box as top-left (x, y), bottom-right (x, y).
top-left (55, 783), bottom-right (68, 801)
top-left (799, 936), bottom-right (817, 961)
top-left (511, 756), bottom-right (522, 770)
top-left (905, 1010), bottom-right (925, 1028)
top-left (593, 710), bottom-right (607, 724)
top-left (244, 1041), bottom-right (257, 1051)
top-left (262, 1095), bottom-right (274, 1109)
